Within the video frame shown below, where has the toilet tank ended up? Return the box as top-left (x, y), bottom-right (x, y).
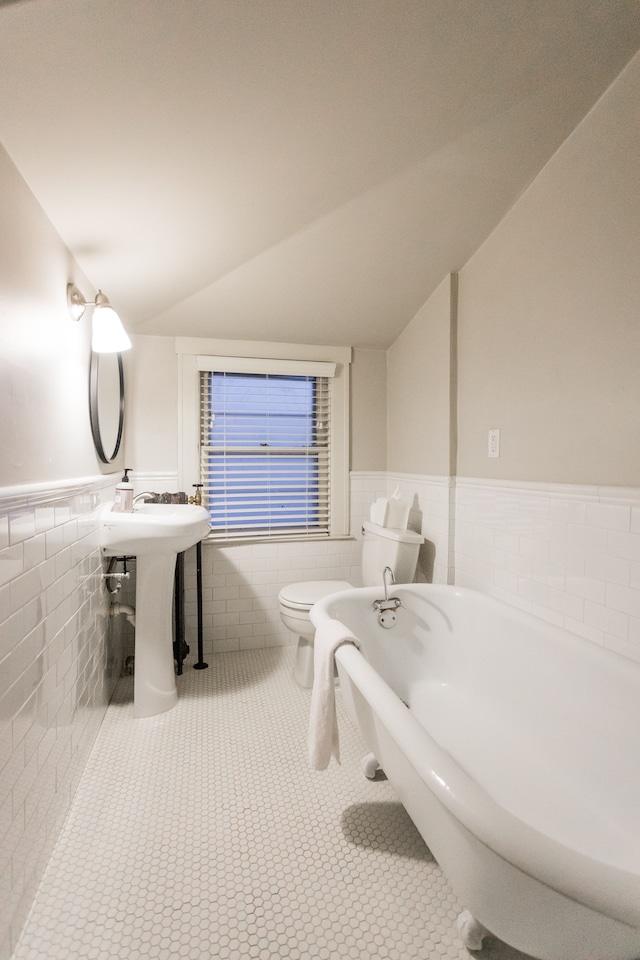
top-left (361, 520), bottom-right (423, 587)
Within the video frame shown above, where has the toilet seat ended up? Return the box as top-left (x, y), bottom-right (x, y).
top-left (278, 580), bottom-right (354, 688)
top-left (278, 580), bottom-right (353, 611)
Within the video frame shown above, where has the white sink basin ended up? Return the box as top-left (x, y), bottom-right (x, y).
top-left (100, 501), bottom-right (211, 556)
top-left (99, 500), bottom-right (210, 719)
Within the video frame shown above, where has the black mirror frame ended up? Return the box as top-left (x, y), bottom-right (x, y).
top-left (89, 351), bottom-right (125, 464)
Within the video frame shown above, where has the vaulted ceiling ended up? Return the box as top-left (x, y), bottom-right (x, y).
top-left (1, 0), bottom-right (639, 347)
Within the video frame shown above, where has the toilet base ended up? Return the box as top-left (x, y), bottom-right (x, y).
top-left (293, 636), bottom-right (315, 688)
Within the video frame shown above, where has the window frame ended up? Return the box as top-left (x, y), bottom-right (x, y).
top-left (177, 337), bottom-right (351, 542)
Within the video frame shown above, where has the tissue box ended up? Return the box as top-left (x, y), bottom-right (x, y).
top-left (369, 496), bottom-right (410, 528)
top-left (387, 497), bottom-right (410, 529)
top-left (370, 498), bottom-right (390, 525)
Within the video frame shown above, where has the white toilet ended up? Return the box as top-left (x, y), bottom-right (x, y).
top-left (278, 519), bottom-right (424, 687)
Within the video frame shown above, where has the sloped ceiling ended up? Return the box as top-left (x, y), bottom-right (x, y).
top-left (1, 0), bottom-right (639, 347)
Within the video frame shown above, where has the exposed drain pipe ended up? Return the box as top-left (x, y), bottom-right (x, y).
top-left (109, 603), bottom-right (136, 628)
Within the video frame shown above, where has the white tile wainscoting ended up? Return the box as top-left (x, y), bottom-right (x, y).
top-left (179, 472), bottom-right (453, 657)
top-left (357, 474), bottom-right (640, 665)
top-left (454, 478), bottom-right (640, 664)
top-left (182, 538), bottom-right (363, 657)
top-left (357, 474), bottom-right (640, 664)
top-left (180, 476), bottom-right (376, 657)
top-left (132, 472), bottom-right (364, 657)
top-left (365, 472), bottom-right (455, 586)
top-left (0, 476), bottom-right (120, 960)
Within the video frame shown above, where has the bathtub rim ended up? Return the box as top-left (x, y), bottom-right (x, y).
top-left (311, 584), bottom-right (640, 930)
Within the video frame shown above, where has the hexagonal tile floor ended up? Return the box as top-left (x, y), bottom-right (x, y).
top-left (12, 647), bottom-right (534, 960)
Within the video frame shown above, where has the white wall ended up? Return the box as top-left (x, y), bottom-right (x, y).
top-left (0, 145), bottom-right (119, 959)
top-left (450, 52), bottom-right (640, 658)
top-left (385, 51), bottom-right (640, 662)
top-left (350, 348), bottom-right (386, 472)
top-left (124, 338), bottom-right (387, 477)
top-left (457, 51), bottom-right (640, 487)
top-left (387, 39), bottom-right (639, 490)
top-left (123, 336), bottom-right (178, 477)
top-left (386, 274), bottom-right (456, 477)
top-left (0, 147), bottom-right (125, 487)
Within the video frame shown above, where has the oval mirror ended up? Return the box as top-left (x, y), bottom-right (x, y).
top-left (89, 351), bottom-right (125, 463)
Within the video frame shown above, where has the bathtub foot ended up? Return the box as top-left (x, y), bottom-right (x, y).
top-left (362, 753), bottom-right (384, 779)
top-left (456, 910), bottom-right (489, 952)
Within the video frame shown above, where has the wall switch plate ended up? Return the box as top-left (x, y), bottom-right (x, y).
top-left (488, 428), bottom-right (500, 458)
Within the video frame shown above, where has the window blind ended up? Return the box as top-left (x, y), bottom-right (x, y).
top-left (200, 371), bottom-right (331, 541)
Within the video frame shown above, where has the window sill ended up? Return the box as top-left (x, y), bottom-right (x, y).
top-left (203, 533), bottom-right (356, 547)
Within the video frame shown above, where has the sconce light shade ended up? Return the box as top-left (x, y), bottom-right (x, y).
top-left (91, 293), bottom-right (132, 353)
top-left (67, 283), bottom-right (132, 353)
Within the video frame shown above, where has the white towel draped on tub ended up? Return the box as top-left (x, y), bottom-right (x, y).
top-left (308, 619), bottom-right (359, 770)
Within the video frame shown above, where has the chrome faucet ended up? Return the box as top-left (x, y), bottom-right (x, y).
top-left (373, 566), bottom-right (403, 614)
top-left (132, 491), bottom-right (157, 505)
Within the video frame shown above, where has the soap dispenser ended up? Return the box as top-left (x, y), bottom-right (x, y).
top-left (114, 468), bottom-right (134, 513)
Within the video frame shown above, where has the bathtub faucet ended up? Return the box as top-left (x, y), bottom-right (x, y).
top-left (373, 566), bottom-right (403, 616)
top-left (383, 565), bottom-right (394, 600)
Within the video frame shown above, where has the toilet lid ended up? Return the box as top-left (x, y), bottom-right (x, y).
top-left (279, 580), bottom-right (353, 610)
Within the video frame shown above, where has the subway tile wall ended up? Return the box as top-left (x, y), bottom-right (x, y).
top-left (180, 475), bottom-right (377, 656)
top-left (455, 478), bottom-right (640, 664)
top-left (379, 472), bottom-right (454, 585)
top-left (0, 477), bottom-right (120, 960)
top-left (181, 472), bottom-right (452, 655)
top-left (95, 472), bottom-right (640, 659)
top-left (125, 470), bottom-right (640, 667)
top-left (354, 474), bottom-right (640, 665)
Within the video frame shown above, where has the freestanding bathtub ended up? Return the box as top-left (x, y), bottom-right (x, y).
top-left (310, 583), bottom-right (640, 960)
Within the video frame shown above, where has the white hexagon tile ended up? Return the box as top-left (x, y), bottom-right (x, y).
top-left (12, 648), bottom-right (533, 960)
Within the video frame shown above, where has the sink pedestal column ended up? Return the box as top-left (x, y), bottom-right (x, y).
top-left (134, 552), bottom-right (180, 718)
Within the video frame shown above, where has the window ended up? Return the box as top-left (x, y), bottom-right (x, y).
top-left (178, 340), bottom-right (351, 542)
top-left (201, 371), bottom-right (329, 539)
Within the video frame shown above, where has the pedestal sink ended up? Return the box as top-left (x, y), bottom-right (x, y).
top-left (100, 501), bottom-right (211, 718)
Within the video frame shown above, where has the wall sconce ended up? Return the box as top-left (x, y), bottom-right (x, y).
top-left (67, 283), bottom-right (132, 353)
